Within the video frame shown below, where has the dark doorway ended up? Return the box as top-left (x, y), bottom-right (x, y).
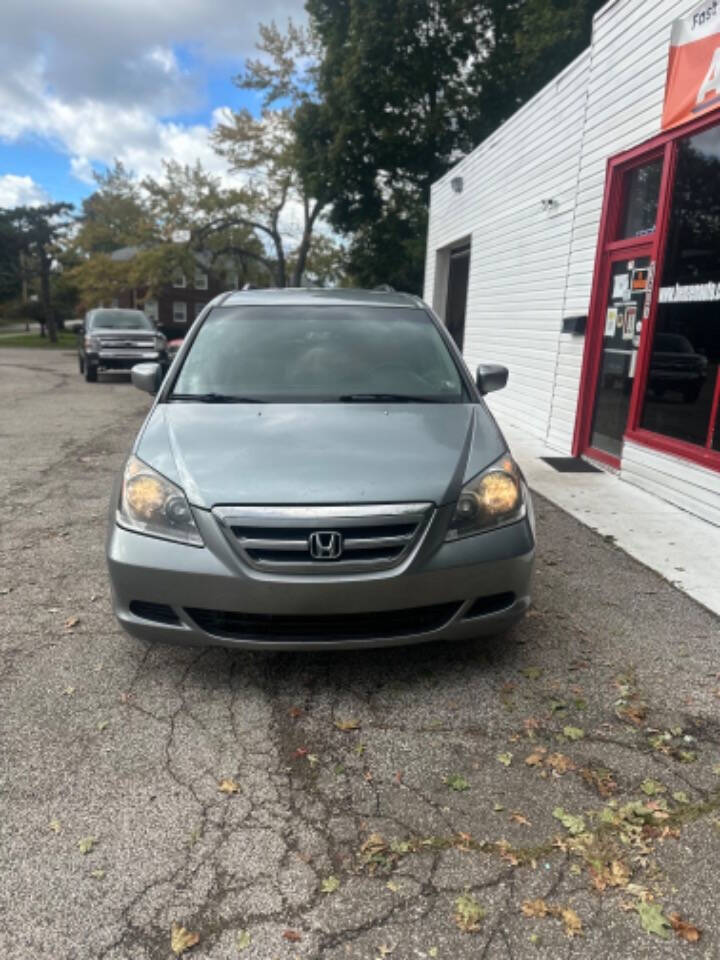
top-left (445, 245), bottom-right (470, 350)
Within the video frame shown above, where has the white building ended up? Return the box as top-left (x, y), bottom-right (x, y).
top-left (426, 0), bottom-right (720, 525)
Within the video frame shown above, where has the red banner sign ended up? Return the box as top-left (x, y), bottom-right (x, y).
top-left (663, 1), bottom-right (720, 130)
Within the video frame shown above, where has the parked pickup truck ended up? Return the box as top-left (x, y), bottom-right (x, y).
top-left (78, 308), bottom-right (168, 383)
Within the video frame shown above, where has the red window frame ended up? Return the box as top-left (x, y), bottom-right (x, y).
top-left (573, 109), bottom-right (720, 473)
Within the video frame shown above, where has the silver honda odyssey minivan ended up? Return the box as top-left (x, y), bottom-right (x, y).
top-left (107, 288), bottom-right (534, 650)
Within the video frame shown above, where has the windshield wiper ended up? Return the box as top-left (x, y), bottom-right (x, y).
top-left (169, 393), bottom-right (263, 403)
top-left (339, 393), bottom-right (438, 403)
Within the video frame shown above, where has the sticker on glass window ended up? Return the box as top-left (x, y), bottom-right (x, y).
top-left (631, 267), bottom-right (649, 292)
top-left (623, 304), bottom-right (637, 340)
top-left (605, 307), bottom-right (618, 336)
top-left (612, 273), bottom-right (631, 300)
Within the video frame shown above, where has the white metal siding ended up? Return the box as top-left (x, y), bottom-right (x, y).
top-left (427, 0), bottom-right (720, 524)
top-left (425, 51), bottom-right (592, 441)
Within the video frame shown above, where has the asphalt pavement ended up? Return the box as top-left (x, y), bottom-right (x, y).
top-left (1, 348), bottom-right (719, 960)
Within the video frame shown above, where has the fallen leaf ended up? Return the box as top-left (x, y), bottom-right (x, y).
top-left (552, 807), bottom-right (586, 835)
top-left (672, 791), bottom-right (690, 804)
top-left (561, 908), bottom-right (582, 938)
top-left (454, 893), bottom-right (485, 932)
top-left (64, 615), bottom-right (80, 630)
top-left (288, 706), bottom-right (303, 718)
top-left (282, 929), bottom-right (302, 942)
top-left (293, 746), bottom-right (308, 759)
top-left (236, 930), bottom-right (251, 951)
top-left (525, 748), bottom-right (547, 766)
top-left (354, 742), bottom-right (365, 755)
top-left (669, 912), bottom-right (701, 943)
top-left (563, 726), bottom-right (584, 741)
top-left (497, 752), bottom-right (513, 767)
top-left (77, 836), bottom-right (97, 855)
top-left (547, 753), bottom-right (574, 775)
top-left (522, 899), bottom-right (548, 918)
top-left (376, 946), bottom-right (394, 958)
top-left (493, 803), bottom-right (505, 812)
top-left (119, 691), bottom-right (131, 704)
top-left (63, 686), bottom-right (75, 696)
top-left (321, 875), bottom-right (340, 893)
top-left (334, 718), bottom-right (360, 731)
top-left (49, 818), bottom-right (61, 834)
top-left (307, 754), bottom-right (320, 767)
top-left (97, 720), bottom-right (109, 731)
top-left (712, 763), bottom-right (720, 775)
top-left (363, 769), bottom-right (373, 781)
top-left (549, 699), bottom-right (567, 714)
top-left (522, 667), bottom-right (543, 680)
top-left (386, 880), bottom-right (398, 892)
top-left (640, 778), bottom-right (666, 796)
top-left (510, 812), bottom-right (531, 826)
top-left (428, 949), bottom-right (438, 958)
top-left (444, 773), bottom-right (470, 791)
top-left (90, 868), bottom-right (105, 880)
top-left (171, 923), bottom-right (200, 955)
top-left (394, 770), bottom-right (404, 785)
top-left (218, 778), bottom-right (239, 794)
top-left (635, 902), bottom-right (671, 939)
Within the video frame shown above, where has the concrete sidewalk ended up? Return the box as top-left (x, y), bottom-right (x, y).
top-left (500, 418), bottom-right (720, 616)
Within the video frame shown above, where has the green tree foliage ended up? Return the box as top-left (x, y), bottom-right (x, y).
top-left (302, 0), bottom-right (604, 292)
top-left (5, 203), bottom-right (75, 341)
top-left (75, 162), bottom-right (156, 255)
top-left (0, 211), bottom-right (23, 303)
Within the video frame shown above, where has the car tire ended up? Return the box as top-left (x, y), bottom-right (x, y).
top-left (85, 363), bottom-right (98, 383)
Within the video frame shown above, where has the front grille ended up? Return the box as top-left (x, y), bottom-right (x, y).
top-left (98, 337), bottom-right (155, 349)
top-left (185, 601), bottom-right (461, 642)
top-left (212, 504), bottom-right (433, 574)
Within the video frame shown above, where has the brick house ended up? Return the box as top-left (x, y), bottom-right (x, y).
top-left (109, 247), bottom-right (240, 338)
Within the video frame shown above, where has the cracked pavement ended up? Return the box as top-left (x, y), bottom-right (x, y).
top-left (1, 348), bottom-right (720, 960)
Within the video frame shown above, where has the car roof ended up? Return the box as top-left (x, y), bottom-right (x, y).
top-left (220, 288), bottom-right (424, 309)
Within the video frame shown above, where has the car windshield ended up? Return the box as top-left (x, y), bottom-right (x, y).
top-left (89, 310), bottom-right (153, 330)
top-left (170, 305), bottom-right (465, 402)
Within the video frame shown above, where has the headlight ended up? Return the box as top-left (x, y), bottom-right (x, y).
top-left (446, 454), bottom-right (525, 540)
top-left (84, 335), bottom-right (100, 351)
top-left (154, 335), bottom-right (166, 350)
top-left (117, 455), bottom-right (203, 546)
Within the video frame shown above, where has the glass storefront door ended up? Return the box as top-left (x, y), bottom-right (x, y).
top-left (588, 254), bottom-right (651, 459)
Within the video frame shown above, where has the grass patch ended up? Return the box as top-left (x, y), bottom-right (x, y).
top-left (0, 331), bottom-right (77, 349)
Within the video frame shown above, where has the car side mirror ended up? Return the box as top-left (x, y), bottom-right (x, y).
top-left (131, 362), bottom-right (163, 395)
top-left (476, 363), bottom-right (508, 395)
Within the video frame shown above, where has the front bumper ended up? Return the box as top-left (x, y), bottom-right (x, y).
top-left (88, 350), bottom-right (164, 370)
top-left (107, 502), bottom-right (535, 651)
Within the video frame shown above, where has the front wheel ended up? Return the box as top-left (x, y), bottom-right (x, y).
top-left (85, 363), bottom-right (98, 383)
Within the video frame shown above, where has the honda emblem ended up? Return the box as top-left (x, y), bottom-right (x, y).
top-left (308, 530), bottom-right (343, 560)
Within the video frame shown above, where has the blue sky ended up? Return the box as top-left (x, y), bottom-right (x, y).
top-left (0, 0), bottom-right (306, 209)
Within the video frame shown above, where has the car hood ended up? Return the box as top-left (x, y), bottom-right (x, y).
top-left (136, 402), bottom-right (507, 508)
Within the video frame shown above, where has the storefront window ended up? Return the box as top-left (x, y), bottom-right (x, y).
top-left (619, 158), bottom-right (663, 238)
top-left (640, 128), bottom-right (720, 449)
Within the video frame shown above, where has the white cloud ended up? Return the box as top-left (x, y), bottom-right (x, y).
top-left (0, 174), bottom-right (49, 207)
top-left (0, 0), bottom-right (307, 193)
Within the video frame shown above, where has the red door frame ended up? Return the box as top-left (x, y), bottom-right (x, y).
top-left (573, 109), bottom-right (720, 472)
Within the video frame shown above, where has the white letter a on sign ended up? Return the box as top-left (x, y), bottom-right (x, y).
top-left (697, 47), bottom-right (720, 104)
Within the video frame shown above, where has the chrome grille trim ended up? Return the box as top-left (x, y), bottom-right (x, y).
top-left (212, 503), bottom-right (434, 574)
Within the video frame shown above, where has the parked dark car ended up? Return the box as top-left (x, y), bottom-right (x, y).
top-left (648, 333), bottom-right (708, 403)
top-left (78, 308), bottom-right (168, 383)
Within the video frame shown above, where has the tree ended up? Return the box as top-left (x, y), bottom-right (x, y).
top-left (302, 0), bottom-right (604, 292)
top-left (7, 203), bottom-right (74, 341)
top-left (75, 161), bottom-right (156, 255)
top-left (0, 211), bottom-right (23, 305)
top-left (211, 21), bottom-right (338, 287)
